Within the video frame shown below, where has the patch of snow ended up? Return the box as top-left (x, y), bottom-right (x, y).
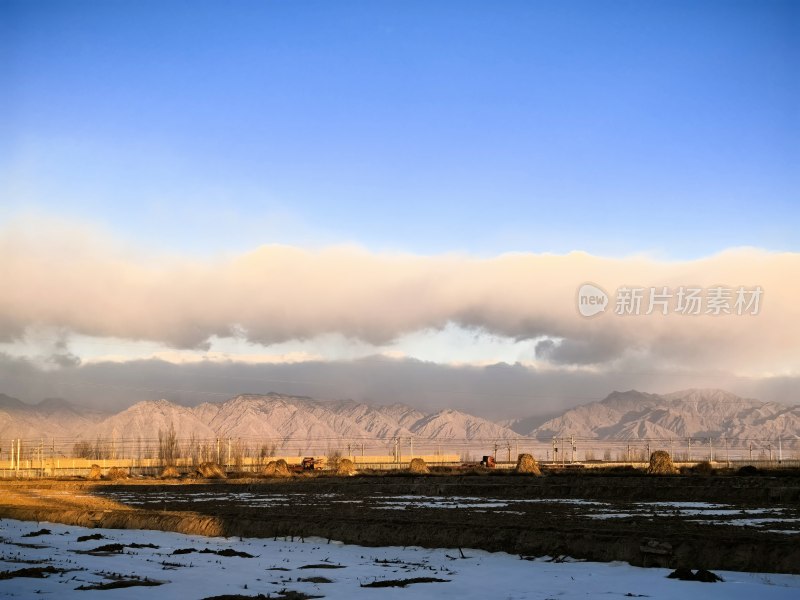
top-left (1, 519), bottom-right (799, 598)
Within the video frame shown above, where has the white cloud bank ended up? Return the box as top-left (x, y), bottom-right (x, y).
top-left (1, 217), bottom-right (798, 376)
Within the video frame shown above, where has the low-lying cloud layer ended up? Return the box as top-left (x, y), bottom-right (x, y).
top-left (1, 352), bottom-right (797, 419)
top-left (1, 218), bottom-right (798, 375)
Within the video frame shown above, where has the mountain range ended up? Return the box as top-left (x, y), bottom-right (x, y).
top-left (1, 389), bottom-right (798, 445)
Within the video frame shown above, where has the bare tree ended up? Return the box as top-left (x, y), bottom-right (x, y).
top-left (158, 423), bottom-right (178, 467)
top-left (73, 440), bottom-right (93, 459)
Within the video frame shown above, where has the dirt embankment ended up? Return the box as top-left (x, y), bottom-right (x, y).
top-left (1, 473), bottom-right (799, 574)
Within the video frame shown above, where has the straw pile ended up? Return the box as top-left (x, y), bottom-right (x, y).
top-left (336, 458), bottom-right (356, 476)
top-left (647, 450), bottom-right (678, 475)
top-left (515, 453), bottom-right (542, 475)
top-left (408, 457), bottom-right (429, 474)
top-left (261, 459), bottom-right (291, 477)
top-left (159, 465), bottom-right (181, 479)
top-left (196, 462), bottom-right (226, 479)
top-left (693, 460), bottom-right (715, 475)
top-left (105, 466), bottom-right (129, 480)
top-left (87, 464), bottom-right (102, 480)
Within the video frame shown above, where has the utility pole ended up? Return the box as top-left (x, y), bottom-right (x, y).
top-left (725, 437), bottom-right (730, 468)
top-left (506, 442), bottom-right (511, 463)
top-left (779, 437), bottom-right (783, 464)
top-left (709, 438), bottom-right (713, 462)
top-left (552, 438), bottom-right (557, 464)
top-left (749, 442), bottom-right (753, 461)
top-left (570, 435), bottom-right (575, 464)
top-left (687, 437), bottom-right (691, 463)
top-left (216, 438), bottom-right (220, 464)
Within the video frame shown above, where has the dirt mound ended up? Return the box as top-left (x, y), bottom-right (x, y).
top-left (408, 458), bottom-right (429, 474)
top-left (647, 451), bottom-right (678, 475)
top-left (160, 465), bottom-right (181, 479)
top-left (515, 453), bottom-right (542, 475)
top-left (737, 465), bottom-right (761, 476)
top-left (667, 568), bottom-right (723, 582)
top-left (261, 459), bottom-right (291, 477)
top-left (87, 464), bottom-right (102, 480)
top-left (196, 462), bottom-right (226, 479)
top-left (336, 458), bottom-right (356, 476)
top-left (106, 467), bottom-right (129, 480)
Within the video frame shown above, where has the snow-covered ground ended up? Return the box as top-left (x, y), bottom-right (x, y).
top-left (1, 518), bottom-right (799, 599)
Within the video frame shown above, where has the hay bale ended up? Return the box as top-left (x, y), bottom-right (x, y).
top-left (408, 457), bottom-right (429, 474)
top-left (336, 458), bottom-right (356, 476)
top-left (515, 453), bottom-right (542, 475)
top-left (693, 460), bottom-right (715, 475)
top-left (647, 450), bottom-right (678, 475)
top-left (87, 464), bottom-right (102, 480)
top-left (196, 462), bottom-right (226, 479)
top-left (105, 466), bottom-right (129, 480)
top-left (260, 459), bottom-right (291, 477)
top-left (159, 465), bottom-right (181, 479)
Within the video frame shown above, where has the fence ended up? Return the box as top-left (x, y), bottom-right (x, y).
top-left (1, 434), bottom-right (797, 478)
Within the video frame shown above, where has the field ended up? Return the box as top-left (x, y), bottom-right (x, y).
top-left (2, 468), bottom-right (799, 566)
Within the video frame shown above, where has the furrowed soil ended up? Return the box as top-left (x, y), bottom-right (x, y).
top-left (1, 471), bottom-right (799, 574)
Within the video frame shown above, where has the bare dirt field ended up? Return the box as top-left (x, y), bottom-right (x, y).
top-left (2, 470), bottom-right (799, 574)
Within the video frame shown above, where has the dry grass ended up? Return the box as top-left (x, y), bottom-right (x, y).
top-left (408, 458), bottom-right (429, 474)
top-left (336, 458), bottom-right (356, 476)
top-left (196, 462), bottom-right (226, 479)
top-left (87, 464), bottom-right (102, 480)
top-left (105, 466), bottom-right (129, 480)
top-left (515, 453), bottom-right (542, 475)
top-left (647, 451), bottom-right (678, 475)
top-left (159, 465), bottom-right (181, 479)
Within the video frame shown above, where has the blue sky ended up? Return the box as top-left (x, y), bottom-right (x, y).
top-left (2, 0), bottom-right (798, 258)
top-left (1, 1), bottom-right (799, 411)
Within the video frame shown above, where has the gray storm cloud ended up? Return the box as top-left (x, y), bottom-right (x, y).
top-left (0, 352), bottom-right (797, 418)
top-left (1, 219), bottom-right (798, 373)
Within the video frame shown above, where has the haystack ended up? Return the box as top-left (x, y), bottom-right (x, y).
top-left (515, 453), bottom-right (542, 475)
top-left (693, 460), bottom-right (715, 475)
top-left (261, 459), bottom-right (291, 477)
top-left (336, 458), bottom-right (356, 476)
top-left (159, 465), bottom-right (181, 479)
top-left (408, 457), bottom-right (429, 474)
top-left (87, 464), bottom-right (102, 480)
top-left (647, 450), bottom-right (678, 475)
top-left (105, 466), bottom-right (129, 480)
top-left (196, 462), bottom-right (226, 479)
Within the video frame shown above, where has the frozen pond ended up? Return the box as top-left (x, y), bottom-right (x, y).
top-left (1, 518), bottom-right (799, 599)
